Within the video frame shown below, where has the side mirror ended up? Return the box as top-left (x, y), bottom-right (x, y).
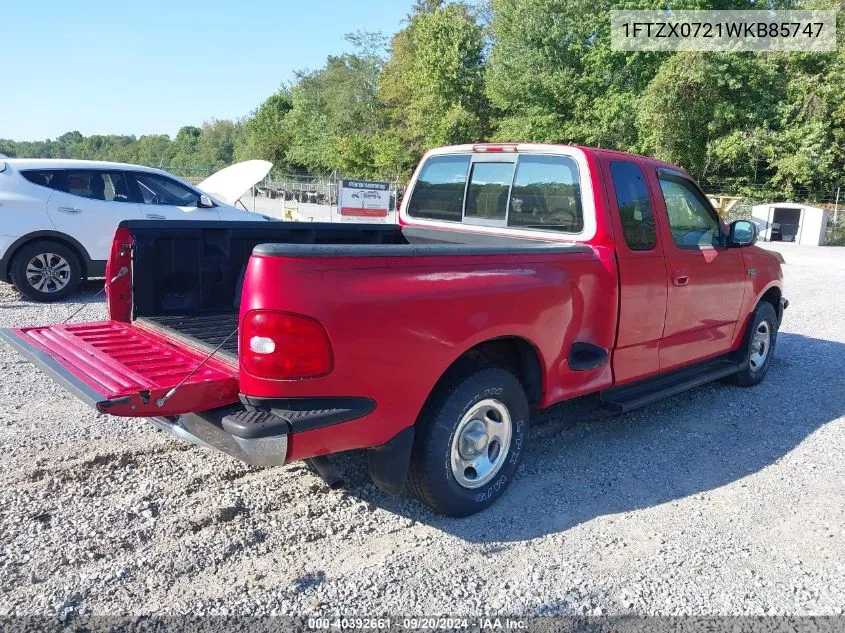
top-left (198, 194), bottom-right (214, 208)
top-left (729, 219), bottom-right (757, 247)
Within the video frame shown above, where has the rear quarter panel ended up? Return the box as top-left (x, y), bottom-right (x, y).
top-left (240, 248), bottom-right (618, 459)
top-left (0, 166), bottom-right (56, 239)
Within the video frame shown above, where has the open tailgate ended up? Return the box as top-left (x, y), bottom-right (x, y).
top-left (0, 321), bottom-right (239, 416)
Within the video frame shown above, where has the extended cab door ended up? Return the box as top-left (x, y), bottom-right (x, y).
top-left (46, 170), bottom-right (142, 261)
top-left (650, 169), bottom-right (746, 371)
top-left (602, 158), bottom-right (667, 384)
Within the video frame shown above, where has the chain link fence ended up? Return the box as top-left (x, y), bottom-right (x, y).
top-left (160, 163), bottom-right (406, 211)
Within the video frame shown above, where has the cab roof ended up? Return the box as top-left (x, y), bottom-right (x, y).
top-left (429, 143), bottom-right (686, 173)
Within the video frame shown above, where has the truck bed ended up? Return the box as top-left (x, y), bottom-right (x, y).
top-left (136, 312), bottom-right (239, 361)
top-left (0, 219), bottom-right (604, 423)
top-left (125, 221), bottom-right (588, 364)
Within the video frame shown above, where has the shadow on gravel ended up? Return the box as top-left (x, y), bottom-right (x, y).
top-left (335, 332), bottom-right (845, 543)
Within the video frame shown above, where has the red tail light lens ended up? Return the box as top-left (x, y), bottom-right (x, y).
top-left (241, 310), bottom-right (333, 379)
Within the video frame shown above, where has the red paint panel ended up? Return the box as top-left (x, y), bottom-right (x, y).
top-left (339, 207), bottom-right (388, 217)
top-left (7, 321), bottom-right (238, 416)
top-left (238, 246), bottom-right (619, 461)
top-left (105, 227), bottom-right (133, 322)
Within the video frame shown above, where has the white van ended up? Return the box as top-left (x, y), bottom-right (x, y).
top-left (0, 158), bottom-right (272, 301)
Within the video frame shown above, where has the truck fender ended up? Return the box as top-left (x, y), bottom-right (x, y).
top-left (367, 425), bottom-right (415, 496)
top-left (731, 282), bottom-right (784, 360)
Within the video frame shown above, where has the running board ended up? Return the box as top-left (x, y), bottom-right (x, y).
top-left (600, 358), bottom-right (743, 413)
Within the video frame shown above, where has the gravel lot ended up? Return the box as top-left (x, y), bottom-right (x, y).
top-left (0, 244), bottom-right (843, 620)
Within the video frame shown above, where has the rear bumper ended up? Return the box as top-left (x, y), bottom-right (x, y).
top-left (150, 408), bottom-right (289, 468)
top-left (150, 396), bottom-right (374, 468)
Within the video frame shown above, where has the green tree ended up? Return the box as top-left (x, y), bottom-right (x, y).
top-left (130, 134), bottom-right (175, 168)
top-left (195, 119), bottom-right (244, 170)
top-left (380, 2), bottom-right (488, 153)
top-left (487, 0), bottom-right (670, 147)
top-left (284, 32), bottom-right (389, 176)
top-left (240, 89), bottom-right (293, 166)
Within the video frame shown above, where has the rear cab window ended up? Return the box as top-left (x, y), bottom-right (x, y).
top-left (406, 151), bottom-right (585, 236)
top-left (406, 155), bottom-right (470, 222)
top-left (509, 156), bottom-right (582, 233)
top-left (465, 162), bottom-right (513, 226)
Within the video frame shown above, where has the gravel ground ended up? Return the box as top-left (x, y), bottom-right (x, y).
top-left (0, 244), bottom-right (843, 620)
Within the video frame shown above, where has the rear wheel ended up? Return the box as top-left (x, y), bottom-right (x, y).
top-left (407, 362), bottom-right (530, 517)
top-left (730, 301), bottom-right (778, 387)
top-left (11, 241), bottom-right (82, 302)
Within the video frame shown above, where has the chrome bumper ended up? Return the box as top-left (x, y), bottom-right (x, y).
top-left (150, 409), bottom-right (288, 468)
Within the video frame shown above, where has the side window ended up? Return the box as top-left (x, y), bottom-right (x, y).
top-left (22, 170), bottom-right (64, 191)
top-left (658, 175), bottom-right (721, 249)
top-left (465, 162), bottom-right (514, 224)
top-left (133, 173), bottom-right (199, 206)
top-left (508, 156), bottom-right (583, 233)
top-left (64, 171), bottom-right (134, 202)
top-left (407, 155), bottom-right (471, 222)
top-left (610, 161), bottom-right (656, 251)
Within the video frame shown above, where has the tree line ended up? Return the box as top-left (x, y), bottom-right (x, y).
top-left (3, 0), bottom-right (844, 201)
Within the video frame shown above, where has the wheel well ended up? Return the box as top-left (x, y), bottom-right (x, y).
top-left (5, 236), bottom-right (88, 281)
top-left (761, 286), bottom-right (781, 313)
top-left (453, 337), bottom-right (543, 407)
top-left (760, 286), bottom-right (783, 324)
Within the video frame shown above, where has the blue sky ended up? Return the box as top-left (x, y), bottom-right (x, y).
top-left (1, 0), bottom-right (413, 141)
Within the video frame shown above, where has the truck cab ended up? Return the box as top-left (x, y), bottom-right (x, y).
top-left (400, 143), bottom-right (785, 384)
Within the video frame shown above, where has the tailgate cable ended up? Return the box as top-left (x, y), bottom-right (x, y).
top-left (62, 267), bottom-right (129, 324)
top-left (155, 327), bottom-right (239, 408)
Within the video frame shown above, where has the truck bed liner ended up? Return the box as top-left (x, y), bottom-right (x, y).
top-left (136, 312), bottom-right (239, 361)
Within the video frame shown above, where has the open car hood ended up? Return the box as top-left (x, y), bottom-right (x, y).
top-left (197, 160), bottom-right (272, 206)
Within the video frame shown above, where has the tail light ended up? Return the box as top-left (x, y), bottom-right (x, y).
top-left (241, 310), bottom-right (333, 379)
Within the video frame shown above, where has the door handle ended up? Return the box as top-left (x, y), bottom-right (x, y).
top-left (145, 213), bottom-right (166, 220)
top-left (672, 271), bottom-right (690, 287)
top-left (57, 206), bottom-right (81, 214)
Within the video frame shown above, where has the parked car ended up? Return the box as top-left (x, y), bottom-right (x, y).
top-left (0, 158), bottom-right (272, 301)
top-left (0, 143), bottom-right (787, 517)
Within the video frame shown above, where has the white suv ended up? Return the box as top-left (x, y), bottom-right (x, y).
top-left (0, 158), bottom-right (271, 301)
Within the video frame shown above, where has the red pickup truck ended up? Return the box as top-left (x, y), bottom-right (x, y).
top-left (1, 144), bottom-right (787, 516)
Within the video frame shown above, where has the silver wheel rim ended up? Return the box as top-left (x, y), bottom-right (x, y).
top-left (450, 398), bottom-right (512, 489)
top-left (749, 320), bottom-right (771, 373)
top-left (25, 253), bottom-right (71, 294)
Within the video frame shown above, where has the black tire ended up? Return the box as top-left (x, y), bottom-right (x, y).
top-left (407, 361), bottom-right (530, 517)
top-left (730, 301), bottom-right (778, 387)
top-left (10, 241), bottom-right (82, 302)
